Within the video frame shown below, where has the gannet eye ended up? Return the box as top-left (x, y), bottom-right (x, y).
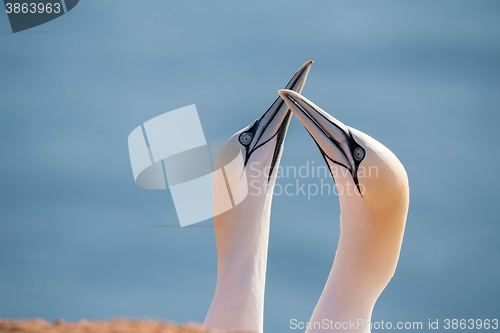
top-left (239, 133), bottom-right (252, 146)
top-left (353, 147), bottom-right (365, 161)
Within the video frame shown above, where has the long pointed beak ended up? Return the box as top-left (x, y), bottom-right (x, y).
top-left (277, 89), bottom-right (357, 173)
top-left (248, 61), bottom-right (313, 153)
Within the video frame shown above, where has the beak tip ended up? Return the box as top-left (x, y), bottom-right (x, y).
top-left (278, 89), bottom-right (296, 98)
top-left (277, 89), bottom-right (288, 98)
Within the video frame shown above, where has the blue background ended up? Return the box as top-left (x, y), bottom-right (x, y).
top-left (0, 1), bottom-right (499, 331)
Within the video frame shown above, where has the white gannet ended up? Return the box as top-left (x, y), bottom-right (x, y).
top-left (203, 61), bottom-right (313, 333)
top-left (278, 89), bottom-right (409, 333)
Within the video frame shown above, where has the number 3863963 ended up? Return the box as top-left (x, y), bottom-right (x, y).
top-left (5, 3), bottom-right (61, 14)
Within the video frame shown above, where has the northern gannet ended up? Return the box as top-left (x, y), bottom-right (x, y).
top-left (203, 61), bottom-right (314, 333)
top-left (278, 89), bottom-right (409, 333)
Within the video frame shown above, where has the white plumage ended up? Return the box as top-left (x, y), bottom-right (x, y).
top-left (203, 61), bottom-right (313, 333)
top-left (279, 89), bottom-right (409, 333)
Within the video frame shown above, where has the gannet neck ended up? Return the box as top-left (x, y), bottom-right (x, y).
top-left (201, 61), bottom-right (313, 332)
top-left (204, 166), bottom-right (277, 333)
top-left (306, 163), bottom-right (408, 333)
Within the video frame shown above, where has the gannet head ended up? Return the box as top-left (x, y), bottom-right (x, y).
top-left (278, 89), bottom-right (409, 221)
top-left (214, 61), bottom-right (313, 213)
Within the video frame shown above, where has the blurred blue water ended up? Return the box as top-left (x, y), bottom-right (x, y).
top-left (0, 1), bottom-right (499, 332)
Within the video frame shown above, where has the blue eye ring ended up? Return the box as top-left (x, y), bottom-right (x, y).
top-left (353, 147), bottom-right (365, 161)
top-left (239, 133), bottom-right (252, 146)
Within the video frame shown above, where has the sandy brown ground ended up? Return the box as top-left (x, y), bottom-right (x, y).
top-left (0, 319), bottom-right (246, 333)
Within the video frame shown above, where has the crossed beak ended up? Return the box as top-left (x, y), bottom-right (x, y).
top-left (277, 89), bottom-right (358, 175)
top-left (247, 61), bottom-right (314, 155)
